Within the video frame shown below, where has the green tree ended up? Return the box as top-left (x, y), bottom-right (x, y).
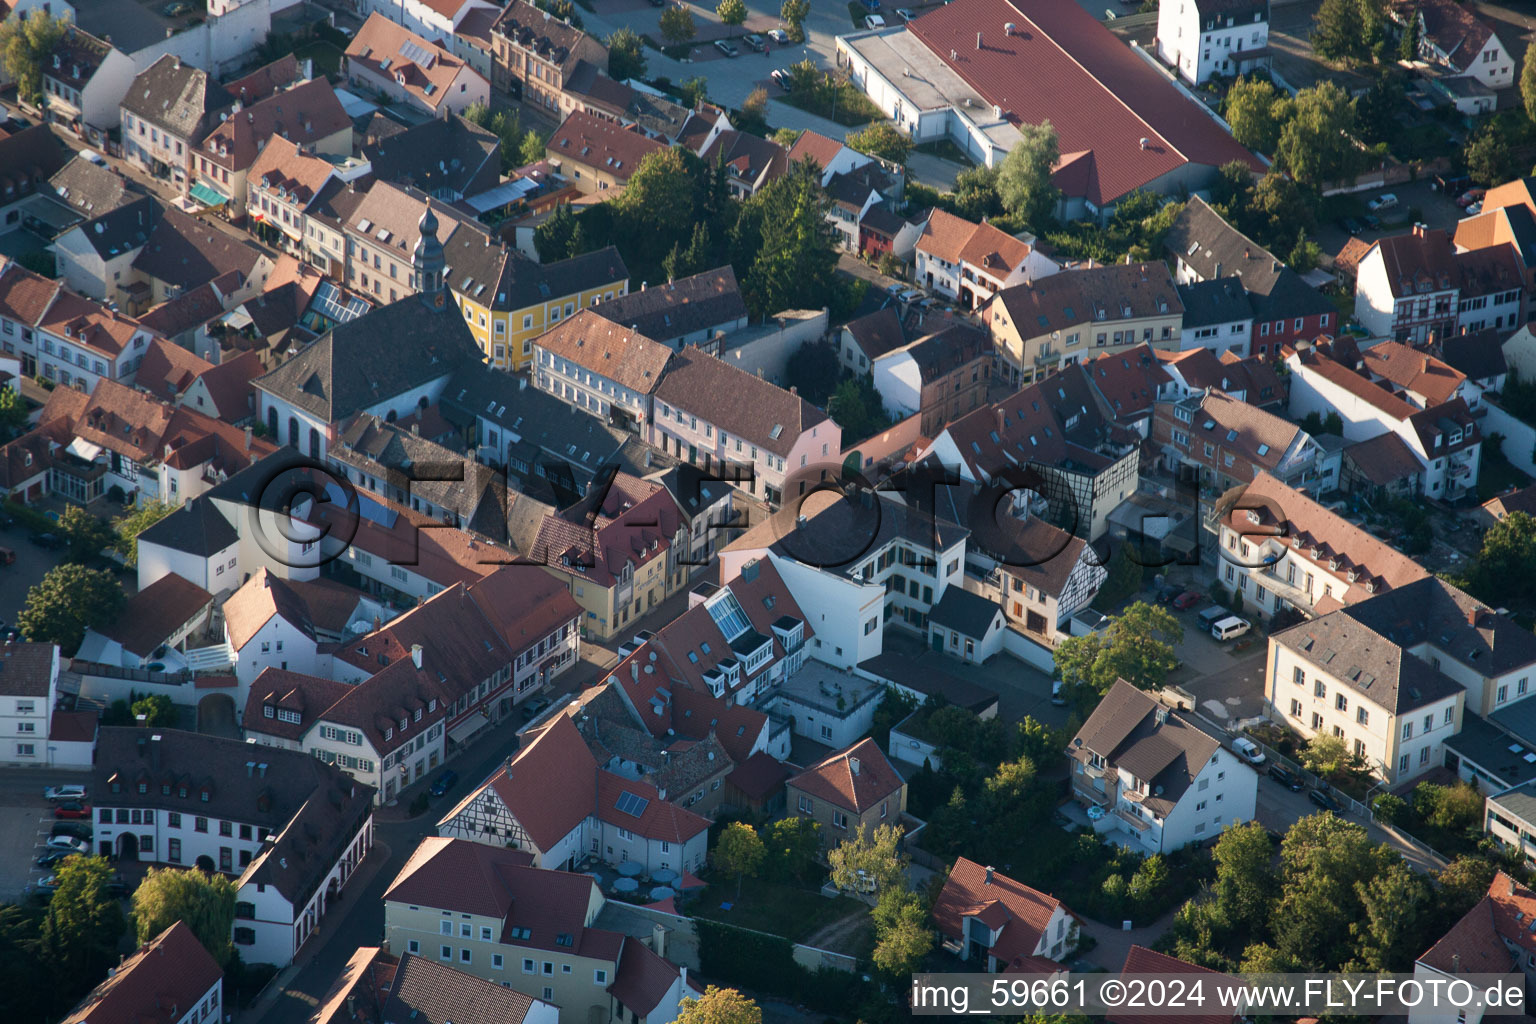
top-left (1436, 856), bottom-right (1499, 925)
top-left (1297, 733), bottom-right (1352, 778)
top-left (0, 903), bottom-right (50, 1020)
top-left (1053, 601), bottom-right (1183, 694)
top-left (112, 500), bottom-right (174, 567)
top-left (740, 159), bottom-right (839, 317)
top-left (763, 817), bottom-right (821, 882)
top-left (846, 122), bottom-right (912, 164)
top-left (828, 375), bottom-right (891, 442)
top-left (713, 822), bottom-right (765, 899)
top-left (1275, 813), bottom-right (1390, 969)
top-left (1372, 792), bottom-right (1406, 825)
top-left (784, 341), bottom-right (841, 406)
top-left (1466, 125), bottom-right (1516, 187)
top-left (996, 121), bottom-right (1060, 229)
top-left (534, 203), bottom-right (578, 262)
top-left (1398, 7), bottom-right (1420, 63)
top-left (0, 9), bottom-right (70, 103)
top-left (18, 564), bottom-right (125, 655)
top-left (1311, 0), bottom-right (1367, 64)
top-left (772, 127), bottom-right (803, 148)
top-left (1353, 859), bottom-right (1432, 970)
top-left (781, 0), bottom-right (810, 42)
top-left (1288, 235), bottom-right (1323, 274)
top-left (1469, 510), bottom-right (1536, 604)
top-left (131, 867), bottom-right (237, 965)
top-left (717, 0), bottom-right (747, 25)
top-left (1523, 38), bottom-right (1536, 123)
top-left (1212, 820), bottom-right (1279, 934)
top-left (57, 505), bottom-right (113, 565)
top-left (738, 86), bottom-right (769, 132)
top-left (871, 888), bottom-right (934, 976)
top-left (786, 58), bottom-right (820, 97)
top-left (131, 693), bottom-right (175, 727)
top-left (828, 822), bottom-right (907, 895)
top-left (619, 147), bottom-right (698, 228)
top-left (517, 128), bottom-right (548, 167)
top-left (1352, 75), bottom-right (1403, 146)
top-left (660, 4), bottom-right (697, 44)
top-left (677, 986), bottom-right (762, 1024)
top-left (1224, 75), bottom-right (1286, 153)
top-left (0, 383), bottom-right (29, 437)
top-left (462, 100), bottom-right (491, 128)
top-left (1275, 81), bottom-right (1361, 187)
top-left (1412, 781), bottom-right (1484, 831)
top-left (608, 26), bottom-right (648, 81)
top-left (678, 75), bottom-right (710, 109)
top-left (1248, 172), bottom-right (1316, 244)
top-left (37, 856), bottom-right (126, 992)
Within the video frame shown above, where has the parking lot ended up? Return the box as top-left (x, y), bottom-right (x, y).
top-left (0, 778), bottom-right (89, 900)
top-left (0, 523), bottom-right (74, 630)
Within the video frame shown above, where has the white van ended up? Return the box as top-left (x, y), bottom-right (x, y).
top-left (1211, 616), bottom-right (1251, 641)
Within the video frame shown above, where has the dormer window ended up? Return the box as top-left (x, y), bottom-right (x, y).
top-left (413, 708), bottom-right (422, 722)
top-left (263, 705), bottom-right (275, 718)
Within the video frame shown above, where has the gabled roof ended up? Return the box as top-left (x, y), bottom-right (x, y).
top-left (1347, 575), bottom-right (1536, 679)
top-left (843, 306), bottom-right (907, 362)
top-left (362, 114), bottom-right (501, 199)
top-left (346, 13), bottom-right (478, 113)
top-left (492, 0), bottom-right (599, 76)
top-left (1361, 340), bottom-right (1466, 405)
top-left (0, 123), bottom-right (69, 204)
top-left (590, 266), bottom-right (745, 343)
top-left (1437, 326), bottom-right (1509, 383)
top-left (253, 290), bottom-right (482, 422)
top-left (0, 258), bottom-right (61, 327)
top-left (1271, 607), bottom-right (1463, 715)
top-left (1368, 226), bottom-right (1458, 300)
top-left (907, 0), bottom-right (1261, 205)
top-left (1088, 344), bottom-right (1169, 421)
top-left (443, 230), bottom-right (627, 314)
top-left (929, 586), bottom-right (1003, 638)
top-left (49, 155), bottom-right (133, 216)
top-left (700, 129), bottom-right (788, 190)
top-left (475, 714), bottom-right (598, 851)
top-left (547, 109), bottom-right (665, 180)
top-left (0, 641), bottom-right (57, 698)
top-left (1165, 197), bottom-right (1334, 318)
top-left (534, 310), bottom-right (671, 394)
top-left (201, 78), bottom-right (351, 172)
top-left (99, 573), bottom-right (213, 659)
top-left (786, 129), bottom-right (846, 170)
top-left (1069, 679), bottom-right (1221, 816)
top-left (242, 667), bottom-right (353, 742)
top-left (654, 348), bottom-right (831, 457)
top-left (382, 952), bottom-right (546, 1024)
top-left (60, 922), bottom-right (223, 1024)
top-left (223, 54), bottom-right (302, 106)
top-left (608, 938), bottom-right (682, 1017)
top-left (1401, 0), bottom-right (1497, 73)
top-left (931, 858), bottom-right (1069, 971)
top-left (992, 261), bottom-right (1181, 336)
top-left (1110, 946), bottom-right (1240, 1024)
top-left (223, 568), bottom-right (315, 650)
top-left (787, 737), bottom-right (903, 814)
top-left (1343, 431), bottom-right (1424, 487)
top-left (1176, 276), bottom-right (1253, 328)
top-left (248, 134), bottom-right (334, 208)
top-left (121, 54), bottom-right (232, 141)
top-left (68, 194), bottom-right (162, 260)
top-left (132, 207), bottom-right (264, 291)
top-left (384, 836), bottom-right (538, 920)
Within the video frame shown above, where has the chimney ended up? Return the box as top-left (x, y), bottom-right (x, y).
top-left (976, 31), bottom-right (982, 49)
top-left (1469, 606), bottom-right (1480, 628)
top-left (150, 734), bottom-right (161, 770)
top-left (1214, 262), bottom-right (1222, 277)
top-left (1453, 953), bottom-right (1461, 974)
top-left (410, 644), bottom-right (423, 669)
top-left (851, 756), bottom-right (861, 775)
top-left (243, 425), bottom-right (252, 452)
top-left (996, 407), bottom-right (1005, 435)
top-left (347, 994), bottom-right (356, 1019)
top-left (1510, 875), bottom-right (1518, 896)
top-left (984, 865), bottom-right (994, 885)
top-left (652, 922), bottom-right (666, 958)
top-left (679, 966), bottom-right (687, 991)
top-left (790, 385), bottom-right (798, 396)
top-left (373, 614), bottom-right (382, 632)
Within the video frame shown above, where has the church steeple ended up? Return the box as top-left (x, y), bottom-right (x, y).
top-left (414, 205), bottom-right (445, 310)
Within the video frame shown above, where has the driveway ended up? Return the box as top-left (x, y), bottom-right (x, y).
top-left (1177, 647), bottom-right (1268, 726)
top-left (0, 526), bottom-right (69, 629)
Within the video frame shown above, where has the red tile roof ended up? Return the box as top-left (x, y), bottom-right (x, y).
top-left (100, 573), bottom-right (213, 659)
top-left (223, 568), bottom-right (314, 651)
top-left (61, 921), bottom-right (222, 1024)
top-left (484, 714), bottom-right (599, 851)
top-left (136, 337), bottom-right (215, 404)
top-left (907, 0), bottom-right (1261, 205)
top-left (346, 14), bottom-right (477, 113)
top-left (242, 667), bottom-right (353, 742)
top-left (1420, 871), bottom-right (1533, 974)
top-left (931, 858), bottom-right (1068, 971)
top-left (608, 938), bottom-right (681, 1017)
top-left (786, 130), bottom-right (845, 170)
top-left (1361, 341), bottom-right (1466, 406)
top-left (202, 78), bottom-right (351, 172)
top-left (383, 835), bottom-right (539, 919)
top-left (547, 109), bottom-right (666, 182)
top-left (189, 350), bottom-right (263, 423)
top-left (1110, 946), bottom-right (1241, 1024)
top-left (596, 770), bottom-right (709, 843)
top-left (787, 736), bottom-right (903, 814)
top-left (534, 310), bottom-right (672, 394)
top-left (50, 709), bottom-right (98, 744)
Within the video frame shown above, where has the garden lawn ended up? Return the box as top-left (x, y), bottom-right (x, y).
top-left (295, 41), bottom-right (343, 76)
top-left (781, 81), bottom-right (882, 127)
top-left (690, 876), bottom-right (867, 943)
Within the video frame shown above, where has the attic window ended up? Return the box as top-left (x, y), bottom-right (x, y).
top-left (1256, 444), bottom-right (1269, 456)
top-left (1226, 429), bottom-right (1238, 442)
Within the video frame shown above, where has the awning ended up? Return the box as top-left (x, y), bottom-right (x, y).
top-left (66, 437), bottom-right (102, 461)
top-left (189, 182), bottom-right (227, 207)
top-left (447, 713), bottom-right (489, 746)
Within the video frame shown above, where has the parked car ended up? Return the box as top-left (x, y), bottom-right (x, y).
top-left (1231, 737), bottom-right (1266, 765)
top-left (1171, 590), bottom-right (1204, 610)
top-left (1196, 606), bottom-right (1228, 632)
top-left (28, 532), bottom-right (61, 549)
top-left (1433, 173), bottom-right (1471, 194)
top-left (742, 33), bottom-right (765, 51)
top-left (1050, 681), bottom-right (1068, 707)
top-left (713, 39), bottom-right (739, 57)
top-left (1211, 616), bottom-right (1251, 641)
top-left (864, 14), bottom-right (886, 27)
top-left (428, 770), bottom-right (458, 797)
top-left (35, 849), bottom-right (79, 868)
top-left (78, 150), bottom-right (104, 166)
top-left (1457, 188), bottom-right (1486, 209)
top-left (51, 821), bottom-right (92, 841)
top-left (520, 697), bottom-right (551, 723)
top-left (1268, 764), bottom-right (1304, 791)
top-left (769, 68), bottom-right (789, 89)
top-left (1366, 193), bottom-right (1398, 212)
top-left (1467, 201), bottom-right (1483, 216)
top-left (53, 801), bottom-right (90, 819)
top-left (1308, 787), bottom-right (1343, 812)
top-left (1362, 213), bottom-right (1382, 230)
top-left (45, 835), bottom-right (89, 854)
top-left (44, 785), bottom-right (87, 802)
top-left (1152, 580), bottom-right (1180, 604)
top-left (768, 28), bottom-right (789, 43)
top-left (895, 7), bottom-right (915, 19)
top-left (161, 0), bottom-right (192, 15)
top-left (1341, 216), bottom-right (1363, 235)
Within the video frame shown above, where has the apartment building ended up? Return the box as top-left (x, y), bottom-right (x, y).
top-left (589, 267), bottom-right (747, 352)
top-left (384, 838), bottom-right (693, 1021)
top-left (915, 209), bottom-right (1058, 309)
top-left (652, 349), bottom-right (840, 508)
top-left (342, 182), bottom-right (475, 308)
top-left (1267, 599), bottom-right (1466, 783)
top-left (932, 857), bottom-right (1079, 971)
top-left (90, 728), bottom-right (375, 967)
top-left (1152, 388), bottom-right (1320, 494)
top-left (532, 310), bottom-right (671, 433)
top-left (1157, 0), bottom-right (1270, 84)
top-left (545, 110), bottom-right (666, 194)
top-left (34, 287), bottom-right (159, 391)
top-left (986, 262), bottom-right (1183, 386)
top-left (1354, 226), bottom-right (1524, 342)
top-left (0, 642), bottom-right (60, 765)
top-left (489, 1), bottom-right (608, 111)
top-left (1219, 470), bottom-right (1431, 620)
top-left (41, 27), bottom-right (134, 144)
top-left (1396, 0), bottom-right (1512, 101)
top-left (1175, 277), bottom-right (1254, 356)
top-left (121, 55), bottom-right (232, 191)
top-left (870, 322), bottom-right (992, 436)
top-left (1070, 679), bottom-right (1258, 852)
top-left (442, 229), bottom-right (628, 371)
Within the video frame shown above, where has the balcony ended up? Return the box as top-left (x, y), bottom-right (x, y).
top-left (1256, 568), bottom-right (1311, 608)
top-left (1113, 806), bottom-right (1151, 832)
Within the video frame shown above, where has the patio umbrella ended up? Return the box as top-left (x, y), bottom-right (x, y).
top-left (613, 877), bottom-right (640, 893)
top-left (616, 861), bottom-right (644, 877)
top-left (650, 869), bottom-right (679, 885)
top-left (649, 886), bottom-right (675, 901)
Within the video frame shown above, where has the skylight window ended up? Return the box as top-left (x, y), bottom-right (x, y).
top-left (615, 791), bottom-right (650, 816)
